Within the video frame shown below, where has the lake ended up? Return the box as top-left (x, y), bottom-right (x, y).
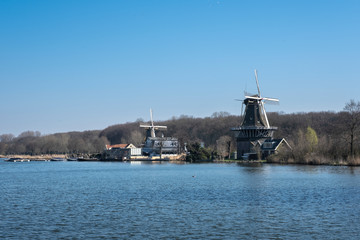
top-left (1, 160), bottom-right (360, 239)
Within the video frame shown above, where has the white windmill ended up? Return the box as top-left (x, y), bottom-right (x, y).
top-left (140, 108), bottom-right (167, 138)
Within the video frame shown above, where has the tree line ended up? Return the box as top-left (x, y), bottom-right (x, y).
top-left (0, 130), bottom-right (108, 156)
top-left (267, 100), bottom-right (360, 164)
top-left (1, 100), bottom-right (360, 164)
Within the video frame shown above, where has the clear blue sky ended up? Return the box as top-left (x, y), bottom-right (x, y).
top-left (1, 0), bottom-right (359, 136)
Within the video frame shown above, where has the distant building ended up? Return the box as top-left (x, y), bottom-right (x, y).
top-left (260, 138), bottom-right (292, 158)
top-left (102, 109), bottom-right (185, 161)
top-left (106, 144), bottom-right (136, 150)
top-left (103, 143), bottom-right (141, 160)
top-left (140, 109), bottom-right (180, 157)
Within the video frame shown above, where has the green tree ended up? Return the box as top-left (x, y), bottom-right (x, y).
top-left (186, 142), bottom-right (212, 162)
top-left (306, 126), bottom-right (318, 152)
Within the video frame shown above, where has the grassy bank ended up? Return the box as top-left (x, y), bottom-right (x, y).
top-left (267, 154), bottom-right (360, 166)
top-left (0, 154), bottom-right (67, 160)
top-left (214, 157), bottom-right (360, 166)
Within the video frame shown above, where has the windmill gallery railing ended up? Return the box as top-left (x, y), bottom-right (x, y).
top-left (231, 126), bottom-right (278, 140)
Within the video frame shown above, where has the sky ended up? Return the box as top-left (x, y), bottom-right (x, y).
top-left (1, 0), bottom-right (359, 136)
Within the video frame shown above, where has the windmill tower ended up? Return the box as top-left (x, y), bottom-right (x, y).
top-left (231, 70), bottom-right (278, 159)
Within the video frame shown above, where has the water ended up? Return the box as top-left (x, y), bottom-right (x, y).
top-left (1, 160), bottom-right (360, 239)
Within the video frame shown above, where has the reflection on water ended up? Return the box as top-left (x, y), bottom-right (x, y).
top-left (237, 162), bottom-right (267, 174)
top-left (1, 161), bottom-right (360, 239)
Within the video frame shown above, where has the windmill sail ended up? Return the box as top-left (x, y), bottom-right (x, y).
top-left (140, 108), bottom-right (167, 138)
top-left (241, 70), bottom-right (279, 128)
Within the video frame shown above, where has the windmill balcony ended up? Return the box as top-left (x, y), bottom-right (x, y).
top-left (231, 126), bottom-right (278, 140)
top-left (231, 126), bottom-right (278, 130)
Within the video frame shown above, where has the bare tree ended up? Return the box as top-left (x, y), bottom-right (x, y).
top-left (0, 134), bottom-right (15, 142)
top-left (343, 100), bottom-right (360, 157)
top-left (18, 131), bottom-right (37, 138)
top-left (129, 130), bottom-right (144, 147)
top-left (216, 135), bottom-right (232, 160)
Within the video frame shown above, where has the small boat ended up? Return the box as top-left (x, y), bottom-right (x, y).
top-left (5, 158), bottom-right (30, 162)
top-left (66, 158), bottom-right (78, 161)
top-left (30, 158), bottom-right (49, 161)
top-left (77, 158), bottom-right (99, 161)
top-left (50, 158), bottom-right (66, 161)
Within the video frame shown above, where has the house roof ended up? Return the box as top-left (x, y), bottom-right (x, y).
top-left (106, 144), bottom-right (136, 150)
top-left (261, 138), bottom-right (292, 151)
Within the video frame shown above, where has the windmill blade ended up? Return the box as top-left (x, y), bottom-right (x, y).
top-left (263, 97), bottom-right (280, 105)
top-left (245, 95), bottom-right (279, 103)
top-left (149, 108), bottom-right (156, 137)
top-left (245, 96), bottom-right (262, 100)
top-left (262, 97), bottom-right (279, 102)
top-left (150, 108), bottom-right (154, 128)
top-left (140, 124), bottom-right (152, 128)
top-left (140, 124), bottom-right (167, 129)
top-left (153, 126), bottom-right (167, 130)
top-left (259, 101), bottom-right (270, 128)
top-left (254, 69), bottom-right (261, 97)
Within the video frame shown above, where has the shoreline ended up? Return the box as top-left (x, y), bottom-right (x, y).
top-left (0, 154), bottom-right (67, 160)
top-left (2, 155), bottom-right (360, 166)
top-left (214, 159), bottom-right (360, 166)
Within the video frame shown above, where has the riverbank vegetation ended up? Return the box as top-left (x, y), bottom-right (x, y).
top-left (1, 100), bottom-right (360, 165)
top-left (267, 100), bottom-right (360, 165)
top-left (0, 131), bottom-right (108, 156)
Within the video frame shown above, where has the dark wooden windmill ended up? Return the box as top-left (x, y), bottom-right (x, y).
top-left (231, 70), bottom-right (278, 159)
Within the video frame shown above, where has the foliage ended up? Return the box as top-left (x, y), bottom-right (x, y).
top-left (2, 100), bottom-right (360, 164)
top-left (186, 142), bottom-right (213, 162)
top-left (0, 131), bottom-right (108, 155)
top-left (306, 126), bottom-right (318, 152)
top-left (343, 99), bottom-right (360, 157)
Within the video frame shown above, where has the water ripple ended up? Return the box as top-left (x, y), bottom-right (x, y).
top-left (1, 162), bottom-right (360, 239)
